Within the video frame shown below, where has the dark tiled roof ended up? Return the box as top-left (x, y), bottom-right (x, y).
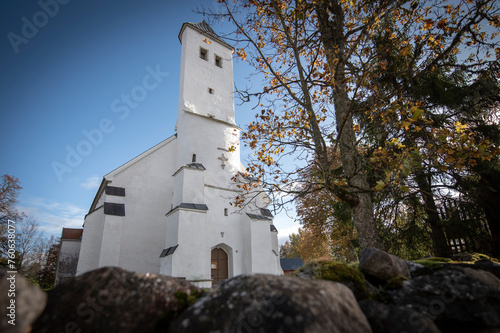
top-left (166, 203), bottom-right (209, 216)
top-left (246, 213), bottom-right (272, 221)
top-left (280, 258), bottom-right (304, 271)
top-left (173, 163), bottom-right (206, 177)
top-left (260, 208), bottom-right (273, 218)
top-left (61, 228), bottom-right (83, 240)
top-left (178, 203), bottom-right (209, 210)
top-left (159, 244), bottom-right (178, 258)
top-left (179, 20), bottom-right (233, 50)
top-left (186, 163), bottom-right (206, 170)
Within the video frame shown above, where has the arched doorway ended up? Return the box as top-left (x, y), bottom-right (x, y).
top-left (211, 248), bottom-right (228, 284)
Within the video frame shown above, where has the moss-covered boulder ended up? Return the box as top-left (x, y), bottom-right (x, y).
top-left (412, 257), bottom-right (454, 270)
top-left (471, 252), bottom-right (499, 263)
top-left (169, 274), bottom-right (373, 333)
top-left (359, 248), bottom-right (410, 284)
top-left (359, 301), bottom-right (441, 333)
top-left (32, 267), bottom-right (202, 333)
top-left (295, 260), bottom-right (369, 300)
top-left (385, 275), bottom-right (409, 290)
top-left (391, 265), bottom-right (500, 332)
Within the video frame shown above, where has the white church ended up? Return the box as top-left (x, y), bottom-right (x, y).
top-left (56, 21), bottom-right (283, 287)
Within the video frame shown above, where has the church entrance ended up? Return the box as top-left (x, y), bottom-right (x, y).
top-left (211, 248), bottom-right (228, 284)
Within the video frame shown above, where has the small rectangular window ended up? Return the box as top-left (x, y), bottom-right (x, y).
top-left (105, 186), bottom-right (125, 197)
top-left (200, 48), bottom-right (208, 60)
top-left (104, 202), bottom-right (125, 216)
top-left (159, 244), bottom-right (178, 258)
top-left (208, 88), bottom-right (214, 94)
top-left (215, 55), bottom-right (222, 68)
top-left (224, 208), bottom-right (228, 216)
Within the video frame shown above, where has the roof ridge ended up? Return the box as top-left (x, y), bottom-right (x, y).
top-left (179, 20), bottom-right (234, 51)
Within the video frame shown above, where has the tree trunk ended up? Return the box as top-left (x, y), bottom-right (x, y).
top-left (414, 169), bottom-right (451, 258)
top-left (484, 206), bottom-right (500, 257)
top-left (346, 227), bottom-right (358, 262)
top-left (315, 0), bottom-right (384, 251)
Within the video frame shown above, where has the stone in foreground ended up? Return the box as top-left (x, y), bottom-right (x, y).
top-left (32, 267), bottom-right (201, 333)
top-left (0, 268), bottom-right (47, 333)
top-left (391, 266), bottom-right (500, 332)
top-left (359, 301), bottom-right (441, 333)
top-left (359, 247), bottom-right (410, 282)
top-left (169, 274), bottom-right (372, 333)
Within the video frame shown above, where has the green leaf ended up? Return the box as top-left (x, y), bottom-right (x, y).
top-left (374, 180), bottom-right (386, 191)
top-left (411, 107), bottom-right (423, 120)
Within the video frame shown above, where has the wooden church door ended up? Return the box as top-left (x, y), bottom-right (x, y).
top-left (211, 248), bottom-right (228, 284)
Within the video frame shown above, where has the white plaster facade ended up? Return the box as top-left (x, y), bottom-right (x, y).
top-left (55, 228), bottom-right (83, 285)
top-left (72, 21), bottom-right (282, 287)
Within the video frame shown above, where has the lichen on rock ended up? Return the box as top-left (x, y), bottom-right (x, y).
top-left (412, 257), bottom-right (454, 270)
top-left (297, 260), bottom-right (366, 291)
top-left (385, 275), bottom-right (409, 290)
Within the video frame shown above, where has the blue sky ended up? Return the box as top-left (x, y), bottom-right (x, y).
top-left (0, 0), bottom-right (298, 244)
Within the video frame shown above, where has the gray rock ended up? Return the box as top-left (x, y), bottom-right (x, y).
top-left (169, 274), bottom-right (373, 333)
top-left (391, 267), bottom-right (500, 332)
top-left (443, 260), bottom-right (500, 280)
top-left (0, 270), bottom-right (47, 333)
top-left (359, 301), bottom-right (441, 333)
top-left (359, 247), bottom-right (410, 282)
top-left (31, 267), bottom-right (202, 333)
top-left (406, 260), bottom-right (433, 278)
top-left (448, 266), bottom-right (500, 290)
top-left (451, 252), bottom-right (473, 262)
top-left (294, 260), bottom-right (370, 301)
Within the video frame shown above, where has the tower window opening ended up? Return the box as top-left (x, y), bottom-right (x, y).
top-left (192, 154), bottom-right (197, 162)
top-left (224, 208), bottom-right (228, 216)
top-left (208, 88), bottom-right (214, 94)
top-left (200, 48), bottom-right (208, 60)
top-left (215, 55), bottom-right (222, 68)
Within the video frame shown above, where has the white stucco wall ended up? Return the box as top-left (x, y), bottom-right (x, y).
top-left (178, 25), bottom-right (234, 125)
top-left (173, 166), bottom-right (205, 206)
top-left (77, 136), bottom-right (177, 275)
top-left (170, 209), bottom-right (209, 281)
top-left (56, 239), bottom-right (81, 285)
top-left (176, 111), bottom-right (242, 186)
top-left (98, 215), bottom-right (123, 267)
top-left (77, 207), bottom-right (104, 275)
top-left (110, 137), bottom-right (177, 274)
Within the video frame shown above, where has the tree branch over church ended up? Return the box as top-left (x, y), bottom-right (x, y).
top-left (211, 0), bottom-right (499, 252)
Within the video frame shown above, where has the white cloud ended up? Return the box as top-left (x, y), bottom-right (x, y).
top-left (80, 176), bottom-right (101, 190)
top-left (17, 197), bottom-right (86, 237)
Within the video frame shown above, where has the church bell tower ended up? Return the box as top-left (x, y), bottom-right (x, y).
top-left (175, 21), bottom-right (240, 180)
top-left (161, 21), bottom-right (248, 286)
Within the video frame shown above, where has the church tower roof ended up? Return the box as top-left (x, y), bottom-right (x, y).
top-left (178, 20), bottom-right (234, 51)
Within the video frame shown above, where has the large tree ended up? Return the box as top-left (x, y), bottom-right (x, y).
top-left (214, 0), bottom-right (499, 253)
top-left (0, 174), bottom-right (24, 267)
top-left (36, 239), bottom-right (59, 290)
top-left (294, 150), bottom-right (358, 261)
top-left (0, 216), bottom-right (45, 271)
top-left (279, 227), bottom-right (333, 262)
top-left (363, 20), bottom-right (500, 257)
top-left (0, 174), bottom-right (23, 225)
